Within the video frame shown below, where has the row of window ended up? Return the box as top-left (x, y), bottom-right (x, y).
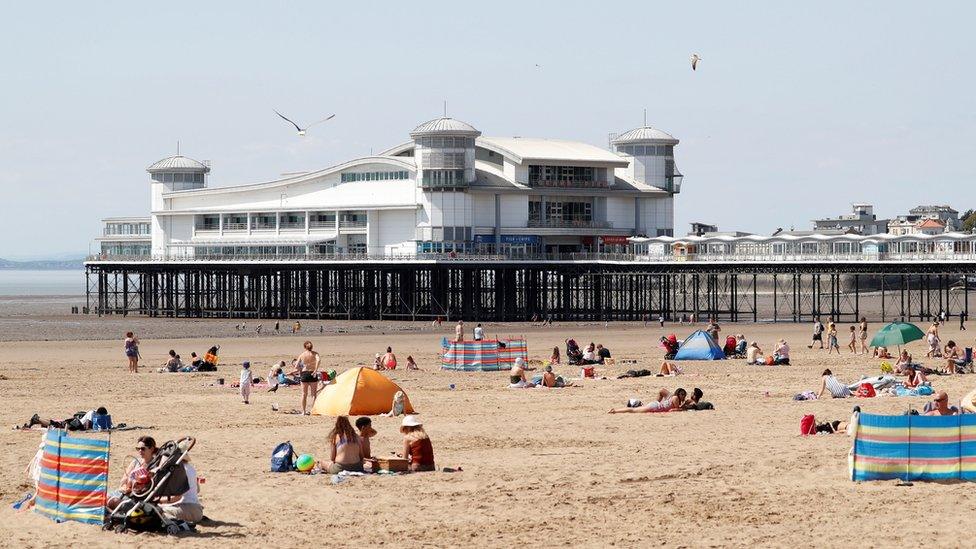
top-left (528, 165), bottom-right (602, 183)
top-left (529, 200), bottom-right (593, 221)
top-left (340, 171), bottom-right (410, 183)
top-left (101, 243), bottom-right (151, 255)
top-left (104, 223), bottom-right (151, 235)
top-left (152, 172), bottom-right (205, 183)
top-left (617, 145), bottom-right (674, 157)
top-left (416, 137), bottom-right (474, 148)
top-left (421, 169), bottom-right (466, 187)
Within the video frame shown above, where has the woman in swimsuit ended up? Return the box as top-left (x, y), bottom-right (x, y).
top-left (320, 416), bottom-right (366, 474)
top-left (608, 388), bottom-right (687, 413)
top-left (297, 341), bottom-right (321, 415)
top-left (124, 332), bottom-right (140, 373)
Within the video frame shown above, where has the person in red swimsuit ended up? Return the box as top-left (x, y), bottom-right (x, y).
top-left (400, 415), bottom-right (435, 472)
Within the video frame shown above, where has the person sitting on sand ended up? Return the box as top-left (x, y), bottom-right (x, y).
top-left (581, 342), bottom-right (598, 364)
top-left (817, 369), bottom-right (852, 399)
top-left (903, 367), bottom-right (925, 389)
top-left (106, 436), bottom-right (158, 510)
top-left (746, 342), bottom-right (762, 364)
top-left (509, 357), bottom-right (536, 388)
top-left (894, 350), bottom-right (916, 375)
top-left (355, 417), bottom-right (377, 460)
top-left (943, 340), bottom-right (966, 374)
top-left (320, 416), bottom-right (366, 474)
top-left (400, 415), bottom-right (436, 472)
top-left (540, 365), bottom-right (568, 388)
top-left (160, 349), bottom-right (181, 373)
top-left (608, 388), bottom-right (687, 414)
top-left (158, 455), bottom-right (204, 523)
top-left (774, 340), bottom-right (791, 365)
top-left (735, 335), bottom-right (748, 356)
top-left (22, 407), bottom-right (110, 431)
top-left (297, 341), bottom-right (321, 415)
top-left (405, 355), bottom-right (420, 370)
top-left (189, 352), bottom-right (204, 370)
top-left (373, 353), bottom-right (383, 370)
top-left (925, 391), bottom-right (958, 416)
top-left (596, 344), bottom-right (611, 364)
top-left (874, 346), bottom-right (892, 359)
top-left (549, 347), bottom-right (561, 365)
top-left (657, 361), bottom-right (682, 376)
top-left (381, 347), bottom-right (398, 370)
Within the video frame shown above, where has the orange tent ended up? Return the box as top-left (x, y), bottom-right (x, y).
top-left (310, 367), bottom-right (415, 416)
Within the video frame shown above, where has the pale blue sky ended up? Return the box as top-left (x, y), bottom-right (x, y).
top-left (1, 1), bottom-right (973, 258)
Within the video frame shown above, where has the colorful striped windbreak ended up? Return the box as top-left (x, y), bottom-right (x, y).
top-left (851, 413), bottom-right (976, 482)
top-left (35, 429), bottom-right (110, 525)
top-left (441, 338), bottom-right (529, 371)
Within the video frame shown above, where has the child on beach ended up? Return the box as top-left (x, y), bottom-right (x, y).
top-left (827, 321), bottom-right (840, 354)
top-left (405, 355), bottom-right (420, 370)
top-left (847, 325), bottom-right (857, 353)
top-left (240, 361), bottom-right (253, 404)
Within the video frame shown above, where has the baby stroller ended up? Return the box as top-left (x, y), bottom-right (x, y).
top-left (662, 334), bottom-right (679, 360)
top-left (724, 336), bottom-right (746, 359)
top-left (198, 345), bottom-right (219, 372)
top-left (105, 436), bottom-right (196, 535)
top-left (566, 339), bottom-right (584, 365)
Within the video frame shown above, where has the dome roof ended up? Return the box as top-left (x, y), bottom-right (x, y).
top-left (410, 117), bottom-right (481, 138)
top-left (146, 155), bottom-right (210, 173)
top-left (611, 126), bottom-right (679, 145)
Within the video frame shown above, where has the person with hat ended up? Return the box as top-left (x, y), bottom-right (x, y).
top-left (400, 415), bottom-right (435, 472)
top-left (509, 357), bottom-right (536, 388)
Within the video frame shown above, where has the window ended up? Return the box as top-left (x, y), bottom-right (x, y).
top-left (340, 171), bottom-right (409, 183)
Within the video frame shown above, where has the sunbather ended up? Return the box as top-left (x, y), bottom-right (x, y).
top-left (746, 342), bottom-right (762, 364)
top-left (320, 416), bottom-right (366, 473)
top-left (400, 415), bottom-right (436, 472)
top-left (549, 347), bottom-right (561, 365)
top-left (817, 369), bottom-right (852, 399)
top-left (509, 357), bottom-right (536, 388)
top-left (608, 388), bottom-right (687, 413)
top-left (657, 361), bottom-right (681, 376)
top-left (22, 407), bottom-right (109, 431)
top-left (106, 436), bottom-right (158, 510)
top-left (925, 391), bottom-right (958, 416)
top-left (405, 355), bottom-right (421, 370)
top-left (681, 387), bottom-right (714, 410)
top-left (943, 341), bottom-right (966, 374)
top-left (355, 417), bottom-right (377, 460)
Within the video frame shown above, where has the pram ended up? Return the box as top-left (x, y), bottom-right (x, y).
top-left (661, 335), bottom-right (679, 360)
top-left (566, 339), bottom-right (584, 365)
top-left (105, 436), bottom-right (196, 535)
top-left (724, 336), bottom-right (746, 359)
top-left (198, 345), bottom-right (219, 372)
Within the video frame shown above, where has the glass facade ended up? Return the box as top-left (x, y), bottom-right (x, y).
top-left (421, 169), bottom-right (466, 188)
top-left (151, 172), bottom-right (205, 183)
top-left (618, 145), bottom-right (674, 156)
top-left (104, 221), bottom-right (151, 235)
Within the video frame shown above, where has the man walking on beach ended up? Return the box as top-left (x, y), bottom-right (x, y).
top-left (808, 318), bottom-right (824, 349)
top-left (961, 311), bottom-right (968, 331)
top-left (455, 320), bottom-right (464, 342)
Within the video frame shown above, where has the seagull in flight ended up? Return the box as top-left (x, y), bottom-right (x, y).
top-left (274, 110), bottom-right (335, 136)
top-left (690, 54), bottom-right (702, 71)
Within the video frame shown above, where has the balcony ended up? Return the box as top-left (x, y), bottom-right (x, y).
top-left (339, 220), bottom-right (367, 229)
top-left (528, 179), bottom-right (609, 189)
top-left (310, 220), bottom-right (336, 229)
top-left (223, 222), bottom-right (248, 231)
top-left (527, 218), bottom-right (612, 229)
top-left (419, 180), bottom-right (468, 190)
top-left (279, 221), bottom-right (305, 230)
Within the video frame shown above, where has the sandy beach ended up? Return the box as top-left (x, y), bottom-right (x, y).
top-left (1, 315), bottom-right (976, 548)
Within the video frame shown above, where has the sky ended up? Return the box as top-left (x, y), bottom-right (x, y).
top-left (1, 1), bottom-right (974, 259)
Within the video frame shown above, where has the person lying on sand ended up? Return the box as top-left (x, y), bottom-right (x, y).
top-left (817, 369), bottom-right (852, 399)
top-left (21, 407), bottom-right (109, 431)
top-left (656, 361), bottom-right (682, 376)
top-left (814, 420), bottom-right (848, 434)
top-left (681, 387), bottom-right (714, 410)
top-left (609, 388), bottom-right (687, 413)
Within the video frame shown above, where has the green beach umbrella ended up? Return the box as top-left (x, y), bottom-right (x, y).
top-left (869, 322), bottom-right (925, 349)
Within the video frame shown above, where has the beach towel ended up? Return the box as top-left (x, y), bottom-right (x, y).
top-left (35, 430), bottom-right (109, 525)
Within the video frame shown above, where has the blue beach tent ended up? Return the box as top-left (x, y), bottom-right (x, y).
top-left (674, 330), bottom-right (726, 360)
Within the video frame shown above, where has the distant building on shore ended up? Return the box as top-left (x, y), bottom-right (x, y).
top-left (888, 205), bottom-right (959, 235)
top-left (812, 203), bottom-right (888, 235)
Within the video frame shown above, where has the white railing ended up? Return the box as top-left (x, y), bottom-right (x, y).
top-left (223, 222), bottom-right (248, 231)
top-left (339, 220), bottom-right (367, 229)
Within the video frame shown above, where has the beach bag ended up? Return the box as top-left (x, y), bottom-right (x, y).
top-left (855, 383), bottom-right (876, 398)
top-left (764, 356), bottom-right (775, 366)
top-left (916, 385), bottom-right (934, 396)
top-left (271, 441), bottom-right (297, 472)
top-left (800, 414), bottom-right (816, 435)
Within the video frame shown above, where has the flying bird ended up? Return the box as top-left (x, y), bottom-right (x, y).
top-left (274, 110), bottom-right (336, 136)
top-left (690, 54), bottom-right (702, 71)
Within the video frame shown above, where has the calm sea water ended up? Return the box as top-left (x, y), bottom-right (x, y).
top-left (0, 270), bottom-right (86, 296)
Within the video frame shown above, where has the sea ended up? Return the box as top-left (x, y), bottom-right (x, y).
top-left (0, 270), bottom-right (86, 296)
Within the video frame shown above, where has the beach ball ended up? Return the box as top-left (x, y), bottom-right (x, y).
top-left (326, 369), bottom-right (337, 381)
top-left (296, 454), bottom-right (315, 472)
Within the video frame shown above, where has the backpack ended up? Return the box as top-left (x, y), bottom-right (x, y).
top-left (271, 441), bottom-right (297, 472)
top-left (800, 414), bottom-right (816, 436)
